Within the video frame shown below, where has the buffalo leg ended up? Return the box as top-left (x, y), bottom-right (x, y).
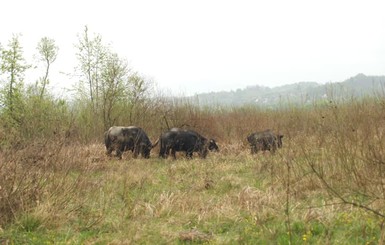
top-left (186, 151), bottom-right (193, 159)
top-left (166, 147), bottom-right (171, 158)
top-left (250, 145), bottom-right (257, 154)
top-left (116, 144), bottom-right (125, 159)
top-left (106, 147), bottom-right (113, 156)
top-left (116, 150), bottom-right (123, 160)
top-left (133, 146), bottom-right (139, 158)
top-left (270, 143), bottom-right (277, 154)
top-left (160, 146), bottom-right (170, 159)
top-left (171, 149), bottom-right (177, 159)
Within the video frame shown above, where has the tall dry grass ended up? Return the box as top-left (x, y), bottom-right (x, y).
top-left (0, 133), bottom-right (105, 228)
top-left (0, 96), bottom-right (385, 243)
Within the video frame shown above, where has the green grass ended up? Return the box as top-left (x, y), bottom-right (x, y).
top-left (1, 145), bottom-right (384, 244)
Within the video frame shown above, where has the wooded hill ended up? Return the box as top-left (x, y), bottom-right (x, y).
top-left (192, 74), bottom-right (385, 107)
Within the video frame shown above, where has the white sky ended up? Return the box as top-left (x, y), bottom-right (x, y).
top-left (1, 0), bottom-right (385, 96)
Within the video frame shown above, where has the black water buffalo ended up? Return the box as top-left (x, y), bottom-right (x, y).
top-left (247, 130), bottom-right (283, 154)
top-left (105, 126), bottom-right (153, 159)
top-left (158, 128), bottom-right (219, 159)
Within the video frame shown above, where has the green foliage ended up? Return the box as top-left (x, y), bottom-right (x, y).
top-left (24, 90), bottom-right (71, 140)
top-left (17, 214), bottom-right (43, 232)
top-left (0, 84), bottom-right (71, 147)
top-left (35, 37), bottom-right (58, 98)
top-left (0, 34), bottom-right (30, 128)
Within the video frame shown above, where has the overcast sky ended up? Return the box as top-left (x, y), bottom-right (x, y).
top-left (1, 0), bottom-right (385, 96)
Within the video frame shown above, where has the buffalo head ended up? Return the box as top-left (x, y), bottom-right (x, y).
top-left (208, 139), bottom-right (219, 152)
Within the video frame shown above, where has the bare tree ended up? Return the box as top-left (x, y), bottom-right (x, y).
top-left (75, 26), bottom-right (107, 113)
top-left (74, 26), bottom-right (154, 135)
top-left (100, 52), bottom-right (129, 129)
top-left (126, 72), bottom-right (152, 124)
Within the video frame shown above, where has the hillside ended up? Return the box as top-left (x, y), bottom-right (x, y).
top-left (192, 74), bottom-right (385, 107)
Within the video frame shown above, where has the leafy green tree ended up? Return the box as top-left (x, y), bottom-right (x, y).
top-left (0, 34), bottom-right (30, 125)
top-left (36, 37), bottom-right (58, 98)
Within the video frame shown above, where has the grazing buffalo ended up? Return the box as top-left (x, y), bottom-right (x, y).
top-left (104, 126), bottom-right (154, 159)
top-left (158, 128), bottom-right (219, 159)
top-left (247, 130), bottom-right (283, 154)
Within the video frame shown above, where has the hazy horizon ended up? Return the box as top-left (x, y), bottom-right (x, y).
top-left (1, 0), bottom-right (385, 96)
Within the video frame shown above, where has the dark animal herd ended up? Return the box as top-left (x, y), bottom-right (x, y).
top-left (104, 126), bottom-right (283, 160)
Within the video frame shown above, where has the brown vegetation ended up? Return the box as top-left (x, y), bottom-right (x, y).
top-left (1, 96), bottom-right (385, 243)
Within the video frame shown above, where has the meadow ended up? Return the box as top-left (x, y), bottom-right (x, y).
top-left (1, 97), bottom-right (385, 244)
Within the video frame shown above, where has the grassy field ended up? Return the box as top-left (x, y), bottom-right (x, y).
top-left (0, 145), bottom-right (384, 244)
top-left (1, 98), bottom-right (385, 244)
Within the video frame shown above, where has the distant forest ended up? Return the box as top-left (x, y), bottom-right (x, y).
top-left (192, 74), bottom-right (385, 107)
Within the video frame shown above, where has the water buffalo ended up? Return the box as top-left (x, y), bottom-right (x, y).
top-left (247, 130), bottom-right (283, 154)
top-left (158, 128), bottom-right (219, 159)
top-left (105, 126), bottom-right (154, 159)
